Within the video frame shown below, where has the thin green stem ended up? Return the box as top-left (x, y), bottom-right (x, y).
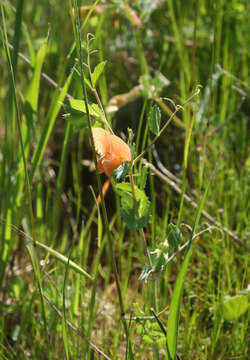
top-left (1, 4), bottom-right (49, 346)
top-left (72, 0), bottom-right (129, 338)
top-left (133, 87), bottom-right (201, 167)
top-left (92, 88), bottom-right (113, 134)
top-left (129, 171), bottom-right (152, 267)
top-left (135, 97), bottom-right (147, 154)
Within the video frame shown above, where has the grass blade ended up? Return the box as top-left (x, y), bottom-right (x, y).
top-left (166, 170), bottom-right (214, 360)
top-left (62, 248), bottom-right (72, 360)
top-left (0, 5), bottom-right (49, 345)
top-left (34, 240), bottom-right (93, 280)
top-left (30, 70), bottom-right (73, 181)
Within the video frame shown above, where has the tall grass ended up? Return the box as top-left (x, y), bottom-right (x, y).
top-left (0, 0), bottom-right (249, 359)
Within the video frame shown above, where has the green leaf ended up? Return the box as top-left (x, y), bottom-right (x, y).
top-left (34, 240), bottom-right (93, 280)
top-left (134, 303), bottom-right (145, 317)
top-left (166, 223), bottom-right (182, 249)
top-left (22, 23), bottom-right (36, 66)
top-left (137, 318), bottom-right (166, 345)
top-left (21, 35), bottom-right (48, 144)
top-left (63, 108), bottom-right (88, 130)
top-left (148, 104), bottom-right (161, 135)
top-left (16, 35), bottom-right (49, 205)
top-left (139, 72), bottom-right (170, 99)
top-left (139, 240), bottom-right (169, 282)
top-left (138, 264), bottom-right (152, 281)
top-left (30, 71), bottom-right (73, 182)
top-left (25, 35), bottom-right (48, 112)
top-left (68, 98), bottom-right (103, 118)
top-left (116, 182), bottom-right (150, 229)
top-left (73, 68), bottom-right (92, 90)
top-left (220, 294), bottom-right (249, 321)
top-left (113, 162), bottom-right (131, 181)
top-left (91, 61), bottom-right (106, 87)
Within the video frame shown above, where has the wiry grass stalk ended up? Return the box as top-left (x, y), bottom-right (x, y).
top-left (1, 1), bottom-right (249, 358)
top-left (133, 86), bottom-right (201, 166)
top-left (0, 3), bottom-right (49, 346)
top-left (129, 170), bottom-right (152, 267)
top-left (71, 0), bottom-right (130, 343)
top-left (177, 0), bottom-right (199, 227)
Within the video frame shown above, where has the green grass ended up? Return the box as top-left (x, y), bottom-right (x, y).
top-left (0, 0), bottom-right (249, 359)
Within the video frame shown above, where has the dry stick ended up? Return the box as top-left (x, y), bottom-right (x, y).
top-left (154, 96), bottom-right (186, 130)
top-left (152, 144), bottom-right (181, 184)
top-left (152, 141), bottom-right (250, 244)
top-left (42, 293), bottom-right (111, 360)
top-left (133, 86), bottom-right (201, 166)
top-left (152, 144), bottom-right (210, 202)
top-left (7, 42), bottom-right (185, 135)
top-left (130, 88), bottom-right (201, 267)
top-left (142, 160), bottom-right (250, 252)
top-left (10, 43), bottom-right (247, 249)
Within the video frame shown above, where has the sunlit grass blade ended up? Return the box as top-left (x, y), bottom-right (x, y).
top-left (8, 0), bottom-right (24, 164)
top-left (166, 171), bottom-right (214, 360)
top-left (51, 119), bottom-right (72, 235)
top-left (168, 0), bottom-right (190, 84)
top-left (30, 69), bottom-right (73, 182)
top-left (62, 248), bottom-right (72, 360)
top-left (15, 33), bottom-right (49, 207)
top-left (11, 0), bottom-right (24, 78)
top-left (90, 187), bottom-right (103, 248)
top-left (1, 7), bottom-right (49, 344)
top-left (0, 0), bottom-right (24, 280)
top-left (21, 33), bottom-right (48, 141)
top-left (34, 240), bottom-right (93, 280)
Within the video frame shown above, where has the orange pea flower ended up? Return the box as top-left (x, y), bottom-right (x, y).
top-left (92, 127), bottom-right (131, 177)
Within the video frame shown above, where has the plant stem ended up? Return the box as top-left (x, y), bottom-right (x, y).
top-left (72, 0), bottom-right (129, 337)
top-left (129, 171), bottom-right (152, 267)
top-left (1, 3), bottom-right (49, 345)
top-left (133, 87), bottom-right (201, 167)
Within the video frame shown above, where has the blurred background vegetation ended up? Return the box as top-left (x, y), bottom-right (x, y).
top-left (0, 0), bottom-right (249, 359)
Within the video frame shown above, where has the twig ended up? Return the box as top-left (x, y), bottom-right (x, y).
top-left (152, 144), bottom-right (182, 184)
top-left (42, 293), bottom-right (111, 360)
top-left (133, 86), bottom-right (201, 165)
top-left (142, 160), bottom-right (250, 251)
